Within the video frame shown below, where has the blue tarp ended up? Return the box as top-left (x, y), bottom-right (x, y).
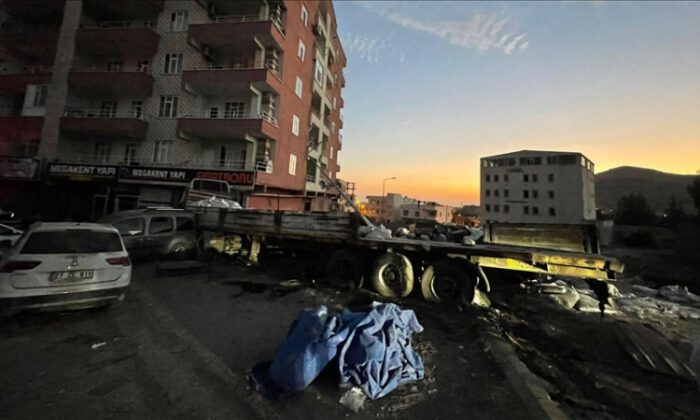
top-left (248, 302), bottom-right (424, 400)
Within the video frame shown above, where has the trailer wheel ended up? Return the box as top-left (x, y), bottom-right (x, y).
top-left (371, 252), bottom-right (414, 298)
top-left (326, 249), bottom-right (364, 289)
top-left (421, 259), bottom-right (474, 304)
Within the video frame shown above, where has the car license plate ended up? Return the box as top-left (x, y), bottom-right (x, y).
top-left (49, 270), bottom-right (95, 282)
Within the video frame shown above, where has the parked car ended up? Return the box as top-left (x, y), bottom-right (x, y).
top-left (0, 223), bottom-right (23, 248)
top-left (0, 222), bottom-right (131, 315)
top-left (99, 208), bottom-right (197, 260)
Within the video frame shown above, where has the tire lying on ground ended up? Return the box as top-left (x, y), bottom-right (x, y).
top-left (370, 252), bottom-right (414, 297)
top-left (326, 248), bottom-right (364, 289)
top-left (421, 258), bottom-right (475, 304)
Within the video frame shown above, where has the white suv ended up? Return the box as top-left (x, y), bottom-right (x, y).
top-left (0, 222), bottom-right (131, 314)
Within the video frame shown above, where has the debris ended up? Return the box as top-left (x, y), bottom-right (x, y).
top-left (693, 337), bottom-right (700, 391)
top-left (192, 196), bottom-right (243, 209)
top-left (339, 387), bottom-right (366, 413)
top-left (529, 279), bottom-right (581, 309)
top-left (471, 289), bottom-right (491, 308)
top-left (658, 285), bottom-right (700, 305)
top-left (359, 225), bottom-right (392, 240)
top-left (91, 342), bottom-right (106, 350)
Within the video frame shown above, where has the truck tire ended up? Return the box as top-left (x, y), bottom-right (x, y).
top-left (370, 252), bottom-right (414, 298)
top-left (326, 249), bottom-right (364, 289)
top-left (421, 259), bottom-right (475, 304)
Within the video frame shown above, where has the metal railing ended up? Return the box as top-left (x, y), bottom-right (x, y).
top-left (306, 174), bottom-right (317, 183)
top-left (0, 65), bottom-right (52, 75)
top-left (71, 66), bottom-right (151, 74)
top-left (256, 160), bottom-right (273, 173)
top-left (180, 110), bottom-right (278, 126)
top-left (81, 21), bottom-right (155, 29)
top-left (51, 154), bottom-right (257, 171)
top-left (63, 109), bottom-right (145, 120)
top-left (185, 59), bottom-right (280, 77)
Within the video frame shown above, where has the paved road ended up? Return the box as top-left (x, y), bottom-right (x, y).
top-left (0, 260), bottom-right (534, 419)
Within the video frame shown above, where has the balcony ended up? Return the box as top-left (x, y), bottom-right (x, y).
top-left (0, 29), bottom-right (59, 63)
top-left (0, 69), bottom-right (52, 95)
top-left (182, 63), bottom-right (282, 96)
top-left (75, 22), bottom-right (159, 58)
top-left (3, 0), bottom-right (66, 24)
top-left (0, 109), bottom-right (44, 133)
top-left (61, 109), bottom-right (147, 139)
top-left (68, 68), bottom-right (154, 97)
top-left (82, 0), bottom-right (164, 21)
top-left (188, 18), bottom-right (284, 57)
top-left (50, 154), bottom-right (255, 172)
top-left (178, 111), bottom-right (279, 141)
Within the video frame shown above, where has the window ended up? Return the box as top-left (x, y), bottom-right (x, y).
top-left (94, 142), bottom-right (111, 163)
top-left (485, 189), bottom-right (491, 197)
top-left (494, 174), bottom-right (499, 182)
top-left (532, 206), bottom-right (539, 215)
top-left (131, 101), bottom-right (143, 118)
top-left (176, 217), bottom-right (194, 232)
top-left (548, 173), bottom-right (555, 182)
top-left (494, 190), bottom-right (500, 197)
top-left (403, 210), bottom-right (409, 216)
top-left (504, 189), bottom-right (509, 198)
top-left (523, 174), bottom-right (529, 182)
top-left (114, 218), bottom-right (144, 236)
top-left (504, 174), bottom-right (509, 182)
top-left (485, 204), bottom-right (491, 212)
top-left (149, 217), bottom-right (174, 234)
top-left (292, 115), bottom-right (300, 136)
top-left (532, 174), bottom-right (538, 182)
top-left (170, 10), bottom-right (188, 32)
top-left (158, 96), bottom-right (179, 117)
top-left (32, 85), bottom-right (49, 107)
top-left (295, 76), bottom-right (303, 98)
top-left (289, 154), bottom-right (297, 175)
top-left (124, 143), bottom-right (137, 163)
top-left (333, 97), bottom-right (337, 109)
top-left (548, 190), bottom-right (555, 199)
top-left (414, 211), bottom-right (420, 217)
top-left (107, 61), bottom-right (123, 72)
top-left (485, 174), bottom-right (491, 182)
top-left (21, 231), bottom-right (123, 254)
top-left (298, 39), bottom-right (306, 61)
top-left (208, 107), bottom-right (219, 118)
top-left (504, 205), bottom-right (510, 214)
top-left (523, 190), bottom-right (529, 199)
top-left (164, 53), bottom-right (183, 74)
top-left (532, 190), bottom-right (539, 199)
top-left (314, 61), bottom-right (324, 84)
top-left (524, 206), bottom-right (529, 215)
top-left (549, 207), bottom-right (556, 216)
top-left (218, 146), bottom-right (235, 167)
top-left (153, 141), bottom-right (171, 163)
top-left (100, 101), bottom-right (117, 117)
top-left (301, 4), bottom-right (308, 27)
top-left (137, 60), bottom-right (149, 73)
top-left (224, 102), bottom-right (244, 118)
top-left (494, 205), bottom-right (500, 213)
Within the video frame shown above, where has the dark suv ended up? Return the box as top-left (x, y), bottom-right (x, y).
top-left (100, 208), bottom-right (196, 260)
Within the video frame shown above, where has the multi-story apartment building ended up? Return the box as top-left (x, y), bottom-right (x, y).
top-left (480, 150), bottom-right (596, 224)
top-left (363, 193), bottom-right (454, 225)
top-left (0, 0), bottom-right (345, 221)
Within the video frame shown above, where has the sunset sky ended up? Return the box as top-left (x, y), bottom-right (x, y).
top-left (333, 1), bottom-right (700, 206)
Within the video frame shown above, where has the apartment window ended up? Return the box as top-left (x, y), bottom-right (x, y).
top-left (494, 190), bottom-right (500, 197)
top-left (485, 204), bottom-right (491, 212)
top-left (548, 190), bottom-right (555, 199)
top-left (549, 207), bottom-right (556, 216)
top-left (219, 146), bottom-right (235, 167)
top-left (494, 205), bottom-right (500, 213)
top-left (131, 101), bottom-right (143, 118)
top-left (164, 53), bottom-right (183, 74)
top-left (314, 61), bottom-right (324, 84)
top-left (523, 190), bottom-right (529, 199)
top-left (485, 174), bottom-right (491, 182)
top-left (300, 4), bottom-right (308, 27)
top-left (298, 39), bottom-right (306, 61)
top-left (295, 77), bottom-right (303, 98)
top-left (532, 206), bottom-right (539, 215)
top-left (224, 102), bottom-right (245, 118)
top-left (158, 96), bottom-right (178, 117)
top-left (504, 189), bottom-right (509, 198)
top-left (94, 142), bottom-right (111, 163)
top-left (124, 143), bottom-right (137, 163)
top-left (289, 154), bottom-right (297, 175)
top-left (494, 174), bottom-right (499, 182)
top-left (415, 211), bottom-right (420, 217)
top-left (32, 85), bottom-right (49, 107)
top-left (170, 10), bottom-right (188, 32)
top-left (292, 115), bottom-right (300, 136)
top-left (523, 174), bottom-right (529, 182)
top-left (100, 101), bottom-right (117, 117)
top-left (403, 210), bottom-right (408, 216)
top-left (532, 174), bottom-right (538, 182)
top-left (485, 189), bottom-right (491, 197)
top-left (532, 190), bottom-right (539, 199)
top-left (548, 173), bottom-right (555, 182)
top-left (153, 141), bottom-right (171, 163)
top-left (524, 206), bottom-right (529, 215)
top-left (107, 61), bottom-right (123, 72)
top-left (504, 174), bottom-right (509, 182)
top-left (208, 107), bottom-right (219, 118)
top-left (137, 60), bottom-right (149, 73)
top-left (504, 205), bottom-right (510, 214)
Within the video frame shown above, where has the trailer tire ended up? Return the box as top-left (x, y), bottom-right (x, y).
top-left (326, 249), bottom-right (364, 289)
top-left (371, 252), bottom-right (414, 298)
top-left (421, 259), bottom-right (474, 304)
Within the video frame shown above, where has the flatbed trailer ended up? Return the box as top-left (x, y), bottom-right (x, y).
top-left (195, 208), bottom-right (623, 307)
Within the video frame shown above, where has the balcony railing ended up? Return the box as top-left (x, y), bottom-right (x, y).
top-left (212, 13), bottom-right (284, 33)
top-left (81, 21), bottom-right (155, 29)
top-left (186, 60), bottom-right (280, 78)
top-left (0, 65), bottom-right (53, 75)
top-left (179, 110), bottom-right (278, 126)
top-left (306, 174), bottom-right (317, 183)
top-left (71, 65), bottom-right (150, 74)
top-left (256, 160), bottom-right (273, 173)
top-left (63, 109), bottom-right (145, 120)
top-left (51, 154), bottom-right (257, 171)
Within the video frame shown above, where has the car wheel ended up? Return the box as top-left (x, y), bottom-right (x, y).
top-left (421, 259), bottom-right (475, 304)
top-left (326, 248), bottom-right (364, 289)
top-left (169, 242), bottom-right (192, 260)
top-left (370, 252), bottom-right (414, 298)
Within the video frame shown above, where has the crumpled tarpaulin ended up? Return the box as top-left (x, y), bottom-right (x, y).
top-left (247, 302), bottom-right (424, 400)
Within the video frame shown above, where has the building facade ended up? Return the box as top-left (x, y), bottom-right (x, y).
top-left (0, 0), bottom-right (345, 221)
top-left (480, 150), bottom-right (596, 224)
top-left (363, 193), bottom-right (455, 225)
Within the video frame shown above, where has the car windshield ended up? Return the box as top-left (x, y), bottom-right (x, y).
top-left (20, 230), bottom-right (124, 254)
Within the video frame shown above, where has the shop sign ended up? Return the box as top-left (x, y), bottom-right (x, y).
top-left (120, 166), bottom-right (255, 188)
top-left (0, 156), bottom-right (40, 180)
top-left (47, 163), bottom-right (118, 181)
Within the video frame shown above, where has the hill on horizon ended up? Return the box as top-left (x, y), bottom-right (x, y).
top-left (595, 166), bottom-right (697, 215)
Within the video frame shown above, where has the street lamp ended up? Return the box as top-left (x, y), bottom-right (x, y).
top-left (381, 177), bottom-right (396, 223)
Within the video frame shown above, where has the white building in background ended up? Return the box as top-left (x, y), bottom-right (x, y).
top-left (480, 150), bottom-right (596, 224)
